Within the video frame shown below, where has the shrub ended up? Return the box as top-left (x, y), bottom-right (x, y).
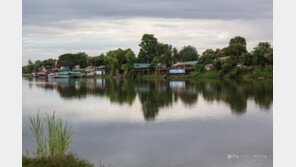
top-left (213, 59), bottom-right (222, 71)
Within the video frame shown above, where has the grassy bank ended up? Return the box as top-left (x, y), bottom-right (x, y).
top-left (23, 153), bottom-right (94, 167)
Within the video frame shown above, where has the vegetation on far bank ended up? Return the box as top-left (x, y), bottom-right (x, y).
top-left (22, 34), bottom-right (273, 78)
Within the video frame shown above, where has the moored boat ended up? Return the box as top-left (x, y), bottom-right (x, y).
top-left (56, 71), bottom-right (70, 78)
top-left (32, 72), bottom-right (48, 78)
top-left (56, 71), bottom-right (85, 78)
top-left (69, 71), bottom-right (85, 78)
top-left (48, 72), bottom-right (57, 78)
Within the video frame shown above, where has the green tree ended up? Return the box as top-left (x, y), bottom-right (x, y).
top-left (93, 54), bottom-right (106, 66)
top-left (178, 45), bottom-right (199, 61)
top-left (138, 34), bottom-right (158, 63)
top-left (224, 36), bottom-right (247, 62)
top-left (213, 59), bottom-right (222, 71)
top-left (240, 52), bottom-right (252, 65)
top-left (172, 47), bottom-right (179, 62)
top-left (151, 57), bottom-right (160, 69)
top-left (252, 42), bottom-right (273, 66)
top-left (199, 49), bottom-right (215, 65)
top-left (106, 48), bottom-right (136, 75)
top-left (58, 52), bottom-right (88, 69)
top-left (156, 43), bottom-right (173, 66)
top-left (123, 49), bottom-right (137, 75)
top-left (229, 36), bottom-right (247, 46)
top-left (105, 53), bottom-right (119, 75)
top-left (42, 59), bottom-right (55, 67)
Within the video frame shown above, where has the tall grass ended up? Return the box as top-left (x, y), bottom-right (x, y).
top-left (27, 111), bottom-right (72, 159)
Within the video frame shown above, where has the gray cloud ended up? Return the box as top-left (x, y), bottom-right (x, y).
top-left (22, 0), bottom-right (273, 65)
top-left (23, 0), bottom-right (272, 25)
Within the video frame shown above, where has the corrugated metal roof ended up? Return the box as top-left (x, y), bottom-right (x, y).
top-left (133, 63), bottom-right (152, 69)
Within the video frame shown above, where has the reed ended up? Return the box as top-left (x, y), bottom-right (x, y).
top-left (27, 111), bottom-right (72, 159)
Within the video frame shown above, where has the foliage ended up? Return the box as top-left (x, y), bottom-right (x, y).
top-left (178, 45), bottom-right (199, 61)
top-left (105, 48), bottom-right (136, 75)
top-left (199, 49), bottom-right (215, 65)
top-left (252, 42), bottom-right (273, 66)
top-left (58, 52), bottom-right (88, 69)
top-left (251, 66), bottom-right (273, 77)
top-left (212, 59), bottom-right (222, 71)
top-left (172, 47), bottom-right (179, 62)
top-left (151, 57), bottom-right (160, 68)
top-left (138, 34), bottom-right (158, 63)
top-left (229, 36), bottom-right (247, 46)
top-left (221, 58), bottom-right (236, 73)
top-left (22, 60), bottom-right (36, 74)
top-left (240, 52), bottom-right (252, 65)
top-left (195, 71), bottom-right (223, 78)
top-left (190, 65), bottom-right (205, 76)
top-left (227, 67), bottom-right (250, 77)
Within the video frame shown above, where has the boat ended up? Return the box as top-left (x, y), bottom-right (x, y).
top-left (56, 71), bottom-right (70, 78)
top-left (48, 72), bottom-right (57, 78)
top-left (56, 71), bottom-right (85, 78)
top-left (32, 72), bottom-right (48, 78)
top-left (69, 71), bottom-right (85, 78)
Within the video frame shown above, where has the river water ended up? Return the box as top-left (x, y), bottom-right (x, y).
top-left (22, 77), bottom-right (273, 167)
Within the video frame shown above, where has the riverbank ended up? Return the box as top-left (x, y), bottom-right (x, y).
top-left (85, 66), bottom-right (273, 79)
top-left (23, 66), bottom-right (272, 79)
top-left (22, 73), bottom-right (32, 77)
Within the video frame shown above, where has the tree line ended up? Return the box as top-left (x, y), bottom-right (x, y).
top-left (22, 34), bottom-right (273, 75)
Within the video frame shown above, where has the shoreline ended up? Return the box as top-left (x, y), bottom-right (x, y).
top-left (23, 74), bottom-right (273, 79)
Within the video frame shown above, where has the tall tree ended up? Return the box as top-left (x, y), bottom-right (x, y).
top-left (252, 42), bottom-right (273, 66)
top-left (58, 52), bottom-right (88, 69)
top-left (138, 34), bottom-right (158, 63)
top-left (229, 36), bottom-right (247, 46)
top-left (178, 45), bottom-right (199, 61)
top-left (199, 49), bottom-right (215, 65)
top-left (172, 47), bottom-right (179, 62)
top-left (226, 36), bottom-right (247, 62)
top-left (156, 43), bottom-right (173, 66)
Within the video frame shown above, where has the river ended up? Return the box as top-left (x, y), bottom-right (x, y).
top-left (22, 77), bottom-right (273, 167)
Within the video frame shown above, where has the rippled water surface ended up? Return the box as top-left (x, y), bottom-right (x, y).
top-left (22, 78), bottom-right (273, 167)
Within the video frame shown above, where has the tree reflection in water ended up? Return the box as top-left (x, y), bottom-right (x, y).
top-left (29, 77), bottom-right (273, 120)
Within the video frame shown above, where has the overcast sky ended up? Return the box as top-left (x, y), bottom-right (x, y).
top-left (23, 0), bottom-right (273, 65)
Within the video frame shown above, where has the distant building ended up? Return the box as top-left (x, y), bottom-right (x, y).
top-left (172, 61), bottom-right (198, 68)
top-left (170, 61), bottom-right (198, 73)
top-left (73, 65), bottom-right (80, 71)
top-left (205, 64), bottom-right (213, 71)
top-left (132, 63), bottom-right (153, 71)
top-left (218, 56), bottom-right (231, 61)
top-left (60, 66), bottom-right (70, 71)
top-left (264, 53), bottom-right (270, 58)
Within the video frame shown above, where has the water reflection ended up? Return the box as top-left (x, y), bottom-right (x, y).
top-left (26, 78), bottom-right (273, 120)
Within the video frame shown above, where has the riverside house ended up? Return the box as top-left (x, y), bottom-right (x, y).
top-left (169, 61), bottom-right (198, 74)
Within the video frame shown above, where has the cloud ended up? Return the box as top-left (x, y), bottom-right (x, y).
top-left (23, 0), bottom-right (272, 25)
top-left (23, 17), bottom-right (272, 64)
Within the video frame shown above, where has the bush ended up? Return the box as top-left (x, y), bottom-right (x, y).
top-left (212, 59), bottom-right (222, 71)
top-left (251, 66), bottom-right (273, 77)
top-left (194, 64), bottom-right (205, 72)
top-left (221, 63), bottom-right (233, 73)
